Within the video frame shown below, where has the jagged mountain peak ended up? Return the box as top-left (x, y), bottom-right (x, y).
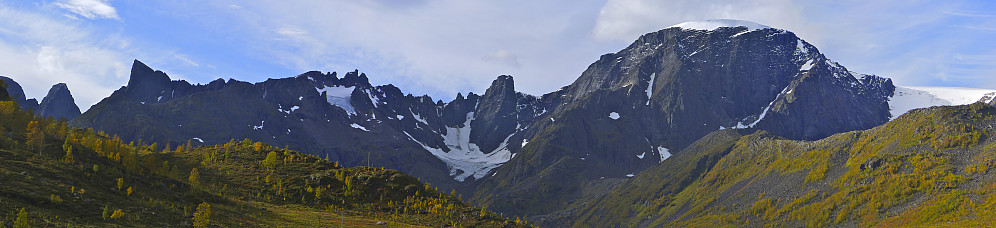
top-left (341, 70), bottom-right (371, 87)
top-left (485, 75), bottom-right (515, 98)
top-left (124, 59), bottom-right (175, 101)
top-left (36, 82), bottom-right (81, 120)
top-left (470, 75), bottom-right (519, 153)
top-left (127, 59), bottom-right (170, 87)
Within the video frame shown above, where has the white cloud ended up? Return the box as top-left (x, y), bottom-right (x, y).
top-left (54, 0), bottom-right (120, 20)
top-left (173, 53), bottom-right (199, 67)
top-left (483, 50), bottom-right (520, 68)
top-left (198, 0), bottom-right (614, 99)
top-left (592, 0), bottom-right (806, 42)
top-left (0, 3), bottom-right (130, 110)
top-left (275, 26), bottom-right (308, 38)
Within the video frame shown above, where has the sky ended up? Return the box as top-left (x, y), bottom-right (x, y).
top-left (0, 0), bottom-right (995, 111)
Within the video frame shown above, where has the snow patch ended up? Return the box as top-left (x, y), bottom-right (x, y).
top-left (734, 85), bottom-right (792, 129)
top-left (253, 121), bottom-right (264, 130)
top-left (795, 40), bottom-right (809, 56)
top-left (192, 138), bottom-right (203, 143)
top-left (658, 147), bottom-right (671, 163)
top-left (609, 112), bottom-right (621, 120)
top-left (646, 72), bottom-right (657, 105)
top-left (317, 85), bottom-right (356, 115)
top-left (403, 112), bottom-right (514, 182)
top-left (668, 19), bottom-right (773, 32)
top-left (278, 105), bottom-right (300, 114)
top-left (521, 139), bottom-right (529, 148)
top-left (889, 86), bottom-right (996, 119)
top-left (350, 123), bottom-right (369, 132)
top-left (367, 89), bottom-right (381, 108)
top-left (626, 173), bottom-right (635, 178)
top-left (637, 151), bottom-right (645, 159)
top-left (800, 59), bottom-right (814, 71)
top-left (411, 109), bottom-right (429, 126)
top-left (396, 115), bottom-right (405, 120)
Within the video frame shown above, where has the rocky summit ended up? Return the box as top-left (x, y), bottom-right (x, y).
top-left (35, 83), bottom-right (82, 120)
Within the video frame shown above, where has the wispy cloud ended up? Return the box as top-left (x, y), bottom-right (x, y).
top-left (205, 0), bottom-right (613, 98)
top-left (0, 2), bottom-right (133, 110)
top-left (173, 53), bottom-right (199, 67)
top-left (483, 50), bottom-right (521, 68)
top-left (274, 26), bottom-right (308, 38)
top-left (54, 0), bottom-right (120, 20)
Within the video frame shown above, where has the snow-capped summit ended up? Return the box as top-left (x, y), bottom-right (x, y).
top-left (667, 19), bottom-right (776, 31)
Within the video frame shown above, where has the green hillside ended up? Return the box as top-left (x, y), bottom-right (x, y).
top-left (0, 98), bottom-right (528, 227)
top-left (576, 103), bottom-right (996, 227)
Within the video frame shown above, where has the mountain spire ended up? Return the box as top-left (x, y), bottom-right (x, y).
top-left (36, 83), bottom-right (81, 120)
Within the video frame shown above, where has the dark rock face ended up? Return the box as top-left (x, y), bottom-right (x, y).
top-left (471, 75), bottom-right (519, 153)
top-left (1, 76), bottom-right (39, 111)
top-left (124, 60), bottom-right (173, 102)
top-left (36, 83), bottom-right (82, 120)
top-left (470, 25), bottom-right (895, 220)
top-left (0, 78), bottom-right (10, 102)
top-left (755, 68), bottom-right (894, 140)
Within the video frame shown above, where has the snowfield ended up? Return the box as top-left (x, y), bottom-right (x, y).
top-left (316, 85), bottom-right (357, 115)
top-left (403, 112), bottom-right (515, 182)
top-left (889, 86), bottom-right (996, 120)
top-left (668, 19), bottom-right (774, 31)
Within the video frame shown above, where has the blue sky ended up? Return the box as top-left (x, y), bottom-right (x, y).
top-left (1, 0), bottom-right (995, 111)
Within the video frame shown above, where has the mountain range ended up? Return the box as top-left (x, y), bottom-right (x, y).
top-left (4, 19), bottom-right (996, 226)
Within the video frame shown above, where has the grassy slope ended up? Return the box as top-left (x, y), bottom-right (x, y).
top-left (0, 100), bottom-right (527, 227)
top-left (577, 103), bottom-right (996, 227)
